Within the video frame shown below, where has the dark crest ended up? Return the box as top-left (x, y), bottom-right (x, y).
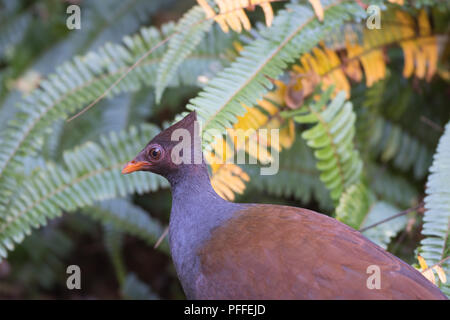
top-left (149, 111), bottom-right (199, 148)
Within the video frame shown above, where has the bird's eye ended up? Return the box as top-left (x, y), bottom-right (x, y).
top-left (148, 146), bottom-right (162, 160)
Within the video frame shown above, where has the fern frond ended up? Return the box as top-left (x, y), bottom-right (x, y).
top-left (229, 81), bottom-right (295, 153)
top-left (103, 223), bottom-right (126, 286)
top-left (292, 45), bottom-right (353, 98)
top-left (244, 133), bottom-right (333, 211)
top-left (0, 21), bottom-right (231, 215)
top-left (156, 5), bottom-right (214, 103)
top-left (396, 9), bottom-right (438, 81)
top-left (294, 90), bottom-right (363, 200)
top-left (362, 114), bottom-right (433, 179)
top-left (188, 0), bottom-right (366, 146)
top-left (388, 0), bottom-right (404, 5)
top-left (10, 227), bottom-right (73, 289)
top-left (308, 0), bottom-right (325, 21)
top-left (288, 7), bottom-right (443, 103)
top-left (335, 182), bottom-right (408, 249)
top-left (208, 80), bottom-right (293, 160)
top-left (88, 199), bottom-right (169, 253)
top-left (367, 164), bottom-right (419, 208)
top-left (417, 255), bottom-right (448, 287)
top-left (197, 0), bottom-right (274, 33)
top-left (86, 0), bottom-right (175, 49)
top-left (206, 81), bottom-right (295, 199)
top-left (361, 201), bottom-right (409, 249)
top-left (419, 120), bottom-right (450, 296)
top-left (0, 124), bottom-right (168, 260)
top-left (335, 182), bottom-right (373, 229)
top-left (209, 163), bottom-right (250, 201)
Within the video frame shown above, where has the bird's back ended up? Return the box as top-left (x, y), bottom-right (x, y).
top-left (194, 204), bottom-right (447, 300)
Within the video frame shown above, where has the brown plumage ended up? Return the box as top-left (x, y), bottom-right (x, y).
top-left (197, 205), bottom-right (444, 299)
top-left (122, 111), bottom-right (447, 300)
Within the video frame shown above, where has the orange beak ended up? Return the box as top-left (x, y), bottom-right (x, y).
top-left (121, 160), bottom-right (150, 174)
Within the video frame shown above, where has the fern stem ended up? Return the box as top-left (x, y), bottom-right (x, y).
top-left (359, 203), bottom-right (422, 232)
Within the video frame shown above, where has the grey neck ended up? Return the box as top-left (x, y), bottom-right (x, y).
top-left (166, 161), bottom-right (241, 298)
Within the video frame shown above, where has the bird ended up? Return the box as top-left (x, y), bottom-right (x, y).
top-left (122, 111), bottom-right (447, 300)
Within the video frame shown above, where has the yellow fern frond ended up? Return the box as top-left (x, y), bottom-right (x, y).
top-left (388, 0), bottom-right (404, 5)
top-left (207, 81), bottom-right (296, 200)
top-left (250, 0), bottom-right (274, 27)
top-left (287, 9), bottom-right (441, 105)
top-left (396, 9), bottom-right (438, 81)
top-left (210, 162), bottom-right (250, 200)
top-left (308, 0), bottom-right (324, 21)
top-left (350, 44), bottom-right (386, 87)
top-left (343, 45), bottom-right (363, 82)
top-left (197, 0), bottom-right (274, 33)
top-left (292, 46), bottom-right (354, 98)
top-left (417, 10), bottom-right (438, 81)
top-left (418, 255), bottom-right (448, 285)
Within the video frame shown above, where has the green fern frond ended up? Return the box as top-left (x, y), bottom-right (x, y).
top-left (335, 182), bottom-right (408, 249)
top-left (361, 201), bottom-right (409, 249)
top-left (295, 91), bottom-right (363, 200)
top-left (364, 115), bottom-right (433, 179)
top-left (187, 0), bottom-right (367, 146)
top-left (9, 227), bottom-right (73, 289)
top-left (420, 120), bottom-right (450, 296)
top-left (156, 5), bottom-right (213, 102)
top-left (0, 25), bottom-right (168, 215)
top-left (335, 182), bottom-right (374, 230)
top-left (103, 223), bottom-right (126, 286)
top-left (0, 20), bottom-right (230, 215)
top-left (0, 124), bottom-right (168, 260)
top-left (30, 0), bottom-right (172, 75)
top-left (88, 199), bottom-right (169, 253)
top-left (367, 164), bottom-right (419, 208)
top-left (244, 133), bottom-right (333, 211)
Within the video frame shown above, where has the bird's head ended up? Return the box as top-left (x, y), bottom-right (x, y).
top-left (121, 111), bottom-right (203, 179)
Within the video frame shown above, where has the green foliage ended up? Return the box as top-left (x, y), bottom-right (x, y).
top-left (362, 114), bottom-right (433, 179)
top-left (366, 164), bottom-right (419, 208)
top-left (0, 18), bottom-right (230, 217)
top-left (244, 133), bottom-right (333, 212)
top-left (420, 121), bottom-right (450, 296)
top-left (90, 199), bottom-right (169, 253)
top-left (103, 223), bottom-right (126, 285)
top-left (156, 5), bottom-right (213, 102)
top-left (103, 219), bottom-right (161, 298)
top-left (294, 91), bottom-right (363, 201)
top-left (0, 0), bottom-right (448, 299)
top-left (0, 124), bottom-right (168, 260)
top-left (335, 182), bottom-right (373, 230)
top-left (0, 24), bottom-right (171, 216)
top-left (361, 202), bottom-right (408, 249)
top-left (187, 0), bottom-right (366, 146)
top-left (335, 182), bottom-right (408, 249)
top-left (8, 227), bottom-right (73, 289)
